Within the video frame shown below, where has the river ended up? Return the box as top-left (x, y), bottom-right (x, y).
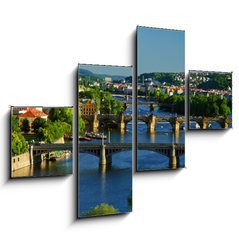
top-left (12, 155), bottom-right (72, 178)
top-left (78, 122), bottom-right (133, 217)
top-left (78, 97), bottom-right (185, 217)
top-left (136, 104), bottom-right (185, 171)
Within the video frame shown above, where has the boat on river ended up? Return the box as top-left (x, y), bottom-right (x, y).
top-left (85, 132), bottom-right (107, 140)
top-left (46, 150), bottom-right (71, 161)
top-left (46, 152), bottom-right (57, 161)
top-left (79, 136), bottom-right (92, 141)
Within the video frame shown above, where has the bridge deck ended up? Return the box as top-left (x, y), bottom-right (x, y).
top-left (33, 143), bottom-right (184, 151)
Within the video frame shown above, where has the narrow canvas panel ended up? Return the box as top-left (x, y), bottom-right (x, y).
top-left (188, 70), bottom-right (232, 130)
top-left (10, 106), bottom-right (73, 178)
top-left (77, 64), bottom-right (133, 218)
top-left (136, 26), bottom-right (185, 171)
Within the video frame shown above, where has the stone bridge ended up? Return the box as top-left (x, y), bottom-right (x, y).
top-left (111, 94), bottom-right (172, 108)
top-left (81, 113), bottom-right (185, 134)
top-left (32, 143), bottom-right (72, 156)
top-left (190, 116), bottom-right (232, 129)
top-left (81, 113), bottom-right (132, 132)
top-left (138, 115), bottom-right (185, 133)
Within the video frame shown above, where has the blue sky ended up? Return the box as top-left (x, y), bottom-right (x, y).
top-left (79, 64), bottom-right (132, 77)
top-left (137, 26), bottom-right (185, 75)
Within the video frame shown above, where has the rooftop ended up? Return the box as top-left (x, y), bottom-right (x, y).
top-left (19, 108), bottom-right (48, 118)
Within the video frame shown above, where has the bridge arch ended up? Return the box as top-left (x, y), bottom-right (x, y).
top-left (79, 149), bottom-right (100, 158)
top-left (137, 115), bottom-right (149, 124)
top-left (105, 148), bottom-right (132, 158)
top-left (138, 148), bottom-right (171, 158)
top-left (178, 154), bottom-right (185, 168)
top-left (207, 121), bottom-right (222, 129)
top-left (190, 116), bottom-right (231, 129)
top-left (125, 120), bottom-right (133, 132)
top-left (78, 153), bottom-right (100, 170)
top-left (137, 150), bottom-right (170, 170)
top-left (155, 120), bottom-right (173, 132)
top-left (99, 119), bottom-right (118, 128)
top-left (107, 150), bottom-right (132, 167)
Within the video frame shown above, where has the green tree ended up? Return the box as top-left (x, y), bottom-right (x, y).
top-left (79, 87), bottom-right (126, 115)
top-left (32, 117), bottom-right (47, 133)
top-left (11, 131), bottom-right (28, 156)
top-left (84, 204), bottom-right (119, 217)
top-left (158, 93), bottom-right (168, 103)
top-left (220, 103), bottom-right (231, 117)
top-left (21, 118), bottom-right (30, 133)
top-left (101, 92), bottom-right (112, 114)
top-left (48, 108), bottom-right (73, 126)
top-left (36, 121), bottom-right (71, 143)
top-left (153, 88), bottom-right (161, 101)
top-left (78, 115), bottom-right (85, 136)
top-left (190, 94), bottom-right (231, 117)
top-left (211, 102), bottom-right (219, 116)
top-left (11, 115), bottom-right (20, 133)
top-left (112, 99), bottom-right (123, 114)
top-left (36, 127), bottom-right (54, 143)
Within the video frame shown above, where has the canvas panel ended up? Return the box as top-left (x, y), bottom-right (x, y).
top-left (10, 106), bottom-right (73, 178)
top-left (188, 70), bottom-right (232, 130)
top-left (77, 64), bottom-right (133, 218)
top-left (136, 26), bottom-right (185, 171)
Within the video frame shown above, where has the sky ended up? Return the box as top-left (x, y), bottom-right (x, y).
top-left (79, 64), bottom-right (132, 77)
top-left (137, 26), bottom-right (185, 75)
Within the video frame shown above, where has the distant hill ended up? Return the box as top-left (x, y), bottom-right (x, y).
top-left (195, 72), bottom-right (232, 90)
top-left (79, 68), bottom-right (130, 81)
top-left (79, 68), bottom-right (94, 76)
top-left (198, 79), bottom-right (231, 91)
top-left (138, 72), bottom-right (184, 85)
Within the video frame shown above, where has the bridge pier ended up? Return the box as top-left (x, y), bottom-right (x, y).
top-left (223, 122), bottom-right (229, 129)
top-left (174, 129), bottom-right (179, 143)
top-left (99, 144), bottom-right (112, 166)
top-left (222, 119), bottom-right (229, 129)
top-left (29, 145), bottom-right (34, 165)
top-left (169, 118), bottom-right (181, 137)
top-left (118, 113), bottom-right (125, 132)
top-left (148, 115), bottom-right (156, 133)
top-left (99, 159), bottom-right (112, 173)
top-left (174, 121), bottom-right (180, 136)
top-left (92, 113), bottom-right (99, 132)
top-left (202, 118), bottom-right (208, 129)
top-left (170, 144), bottom-right (177, 169)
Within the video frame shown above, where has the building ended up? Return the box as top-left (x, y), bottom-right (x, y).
top-left (104, 76), bottom-right (112, 83)
top-left (13, 107), bottom-right (43, 115)
top-left (18, 108), bottom-right (48, 127)
top-left (139, 85), bottom-right (146, 93)
top-left (79, 99), bottom-right (97, 115)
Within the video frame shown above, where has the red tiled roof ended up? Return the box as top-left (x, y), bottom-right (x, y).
top-left (19, 108), bottom-right (48, 118)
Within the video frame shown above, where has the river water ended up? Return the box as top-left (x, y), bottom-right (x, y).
top-left (137, 104), bottom-right (185, 171)
top-left (12, 155), bottom-right (72, 178)
top-left (78, 123), bottom-right (133, 217)
top-left (78, 97), bottom-right (185, 217)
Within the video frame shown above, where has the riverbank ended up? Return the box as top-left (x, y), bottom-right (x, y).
top-left (11, 154), bottom-right (73, 178)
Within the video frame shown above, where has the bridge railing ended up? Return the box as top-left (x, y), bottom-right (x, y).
top-left (33, 143), bottom-right (185, 154)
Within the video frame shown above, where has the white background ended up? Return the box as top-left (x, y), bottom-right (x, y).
top-left (0, 0), bottom-right (239, 239)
